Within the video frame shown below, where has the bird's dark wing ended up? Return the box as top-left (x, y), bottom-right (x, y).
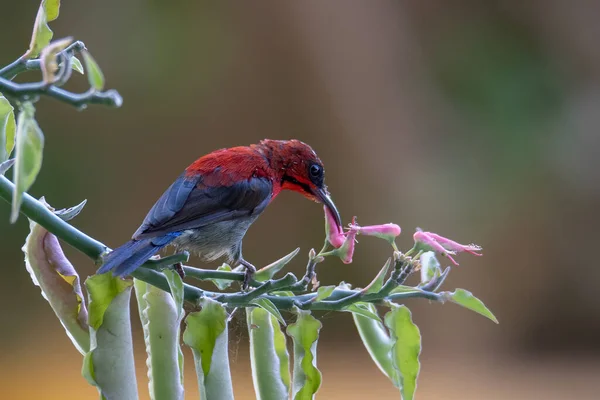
top-left (133, 174), bottom-right (272, 239)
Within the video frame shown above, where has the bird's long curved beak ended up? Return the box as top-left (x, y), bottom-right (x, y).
top-left (316, 187), bottom-right (342, 228)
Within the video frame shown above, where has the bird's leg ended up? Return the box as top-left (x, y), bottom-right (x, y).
top-left (173, 262), bottom-right (186, 279)
top-left (238, 258), bottom-right (256, 290)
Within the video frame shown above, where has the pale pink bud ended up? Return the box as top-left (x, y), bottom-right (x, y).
top-left (413, 230), bottom-right (482, 266)
top-left (324, 205), bottom-right (345, 248)
top-left (350, 223), bottom-right (401, 244)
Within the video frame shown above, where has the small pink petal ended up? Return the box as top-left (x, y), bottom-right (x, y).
top-left (427, 233), bottom-right (482, 256)
top-left (413, 231), bottom-right (460, 266)
top-left (337, 229), bottom-right (357, 264)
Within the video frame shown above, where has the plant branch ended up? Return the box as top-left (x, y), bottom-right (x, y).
top-left (0, 41), bottom-right (86, 78)
top-left (0, 40), bottom-right (122, 108)
top-left (0, 174), bottom-right (443, 311)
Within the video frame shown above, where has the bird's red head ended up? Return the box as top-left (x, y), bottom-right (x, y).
top-left (257, 139), bottom-right (342, 227)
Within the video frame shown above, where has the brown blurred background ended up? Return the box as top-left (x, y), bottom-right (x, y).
top-left (1, 0), bottom-right (600, 399)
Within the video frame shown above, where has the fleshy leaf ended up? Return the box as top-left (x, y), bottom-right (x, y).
top-left (10, 104), bottom-right (44, 223)
top-left (314, 285), bottom-right (336, 302)
top-left (58, 56), bottom-right (84, 74)
top-left (0, 96), bottom-right (16, 162)
top-left (384, 305), bottom-right (421, 400)
top-left (85, 273), bottom-right (131, 330)
top-left (134, 272), bottom-right (185, 400)
top-left (71, 56), bottom-right (84, 74)
top-left (447, 289), bottom-right (498, 323)
top-left (390, 285), bottom-right (422, 294)
top-left (352, 302), bottom-right (399, 387)
top-left (52, 199), bottom-right (87, 221)
top-left (82, 51), bottom-right (105, 90)
top-left (23, 217), bottom-right (89, 354)
top-left (247, 307), bottom-right (291, 399)
top-left (287, 310), bottom-right (322, 399)
top-left (419, 251), bottom-right (440, 285)
top-left (250, 297), bottom-right (286, 326)
top-left (254, 247), bottom-right (300, 282)
top-left (343, 302), bottom-right (382, 322)
top-left (183, 298), bottom-right (234, 400)
top-left (210, 264), bottom-right (234, 290)
top-left (362, 258), bottom-right (392, 294)
top-left (24, 0), bottom-right (61, 59)
top-left (40, 37), bottom-right (72, 83)
top-left (164, 269), bottom-right (185, 387)
top-left (83, 274), bottom-right (138, 400)
top-left (0, 159), bottom-right (15, 175)
top-left (419, 266), bottom-right (451, 292)
top-left (271, 290), bottom-right (295, 297)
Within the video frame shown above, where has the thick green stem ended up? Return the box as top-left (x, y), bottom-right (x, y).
top-left (0, 174), bottom-right (444, 310)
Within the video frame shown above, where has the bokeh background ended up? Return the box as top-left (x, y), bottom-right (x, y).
top-left (1, 1), bottom-right (599, 399)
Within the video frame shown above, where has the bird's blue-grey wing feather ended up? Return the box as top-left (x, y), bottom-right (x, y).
top-left (133, 175), bottom-right (272, 239)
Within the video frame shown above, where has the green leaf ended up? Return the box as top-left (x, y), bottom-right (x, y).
top-left (390, 285), bottom-right (422, 294)
top-left (352, 302), bottom-right (399, 387)
top-left (247, 307), bottom-right (291, 400)
top-left (134, 271), bottom-right (185, 400)
top-left (70, 56), bottom-right (84, 74)
top-left (82, 51), bottom-right (105, 90)
top-left (23, 216), bottom-right (89, 354)
top-left (83, 274), bottom-right (138, 400)
top-left (251, 297), bottom-right (287, 326)
top-left (10, 104), bottom-right (44, 223)
top-left (447, 289), bottom-right (498, 323)
top-left (210, 264), bottom-right (234, 290)
top-left (287, 310), bottom-right (322, 400)
top-left (363, 258), bottom-right (392, 294)
top-left (343, 302), bottom-right (382, 322)
top-left (183, 298), bottom-right (234, 400)
top-left (314, 285), bottom-right (336, 301)
top-left (0, 96), bottom-right (16, 162)
top-left (164, 269), bottom-right (185, 387)
top-left (420, 251), bottom-right (441, 285)
top-left (40, 37), bottom-right (72, 83)
top-left (85, 273), bottom-right (132, 330)
top-left (24, 0), bottom-right (61, 59)
top-left (384, 305), bottom-right (421, 400)
top-left (271, 290), bottom-right (295, 297)
top-left (254, 247), bottom-right (300, 282)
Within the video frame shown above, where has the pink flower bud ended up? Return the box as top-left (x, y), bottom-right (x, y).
top-left (350, 223), bottom-right (401, 244)
top-left (324, 205), bottom-right (345, 248)
top-left (413, 230), bottom-right (482, 266)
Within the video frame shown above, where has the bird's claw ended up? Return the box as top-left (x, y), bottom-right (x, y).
top-left (239, 259), bottom-right (256, 291)
top-left (173, 262), bottom-right (186, 279)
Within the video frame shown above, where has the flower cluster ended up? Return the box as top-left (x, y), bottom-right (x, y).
top-left (413, 230), bottom-right (482, 265)
top-left (323, 206), bottom-right (482, 267)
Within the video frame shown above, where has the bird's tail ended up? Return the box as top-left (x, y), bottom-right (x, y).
top-left (97, 236), bottom-right (175, 277)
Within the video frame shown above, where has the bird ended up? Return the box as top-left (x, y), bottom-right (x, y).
top-left (97, 139), bottom-right (342, 286)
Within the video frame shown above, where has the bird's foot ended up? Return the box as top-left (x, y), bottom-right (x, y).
top-left (239, 259), bottom-right (257, 290)
top-left (173, 262), bottom-right (186, 279)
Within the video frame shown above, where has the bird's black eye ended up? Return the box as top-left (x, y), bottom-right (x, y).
top-left (309, 164), bottom-right (324, 184)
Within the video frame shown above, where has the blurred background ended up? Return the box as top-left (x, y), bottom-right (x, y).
top-left (1, 0), bottom-right (599, 399)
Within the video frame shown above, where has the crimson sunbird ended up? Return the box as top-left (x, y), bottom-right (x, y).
top-left (97, 139), bottom-right (342, 284)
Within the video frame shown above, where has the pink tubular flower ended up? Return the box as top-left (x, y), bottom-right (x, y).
top-left (336, 224), bottom-right (358, 264)
top-left (413, 230), bottom-right (482, 266)
top-left (324, 205), bottom-right (345, 248)
top-left (349, 222), bottom-right (401, 244)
